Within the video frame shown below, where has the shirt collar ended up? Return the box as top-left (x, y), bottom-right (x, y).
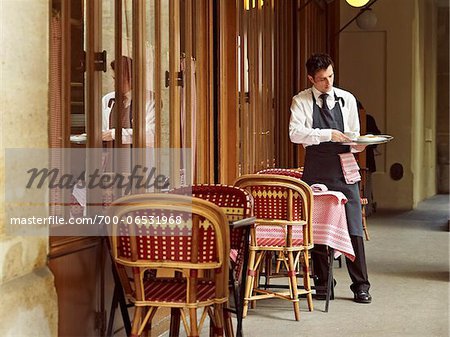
top-left (311, 86), bottom-right (334, 102)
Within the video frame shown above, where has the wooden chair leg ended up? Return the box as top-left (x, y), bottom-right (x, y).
top-left (362, 205), bottom-right (370, 240)
top-left (251, 251), bottom-right (265, 310)
top-left (208, 307), bottom-right (215, 337)
top-left (189, 308), bottom-right (199, 337)
top-left (264, 252), bottom-right (272, 289)
top-left (213, 304), bottom-right (225, 337)
top-left (223, 305), bottom-right (234, 337)
top-left (243, 248), bottom-right (257, 317)
top-left (302, 250), bottom-right (314, 312)
top-left (141, 308), bottom-right (149, 337)
top-left (287, 251), bottom-right (300, 321)
top-left (209, 317), bottom-right (214, 337)
top-left (130, 306), bottom-right (143, 337)
top-left (275, 251), bottom-right (283, 274)
top-left (250, 267), bottom-right (259, 309)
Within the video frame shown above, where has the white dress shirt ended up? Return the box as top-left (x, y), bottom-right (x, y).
top-left (101, 91), bottom-right (156, 146)
top-left (289, 86), bottom-right (360, 146)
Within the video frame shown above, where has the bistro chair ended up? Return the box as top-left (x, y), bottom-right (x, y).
top-left (170, 184), bottom-right (254, 337)
top-left (258, 168), bottom-right (340, 311)
top-left (257, 169), bottom-right (305, 274)
top-left (359, 168), bottom-right (371, 240)
top-left (234, 174), bottom-right (314, 321)
top-left (108, 193), bottom-right (230, 337)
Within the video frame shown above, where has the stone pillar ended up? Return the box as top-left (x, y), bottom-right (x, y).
top-left (0, 0), bottom-right (58, 335)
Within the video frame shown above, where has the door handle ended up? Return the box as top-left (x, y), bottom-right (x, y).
top-left (94, 50), bottom-right (107, 72)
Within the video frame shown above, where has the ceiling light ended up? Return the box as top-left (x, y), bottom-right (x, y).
top-left (346, 0), bottom-right (370, 7)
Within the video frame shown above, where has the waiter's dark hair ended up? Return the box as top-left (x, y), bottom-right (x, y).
top-left (306, 53), bottom-right (334, 77)
top-left (111, 56), bottom-right (133, 84)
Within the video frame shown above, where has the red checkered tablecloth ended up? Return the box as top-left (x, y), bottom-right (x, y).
top-left (311, 191), bottom-right (355, 261)
top-left (255, 190), bottom-right (355, 261)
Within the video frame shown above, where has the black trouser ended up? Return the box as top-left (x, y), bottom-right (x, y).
top-left (312, 235), bottom-right (370, 293)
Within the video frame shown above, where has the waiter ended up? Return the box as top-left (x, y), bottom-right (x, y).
top-left (289, 53), bottom-right (371, 304)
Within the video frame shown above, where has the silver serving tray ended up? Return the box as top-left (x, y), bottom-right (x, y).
top-left (342, 134), bottom-right (393, 145)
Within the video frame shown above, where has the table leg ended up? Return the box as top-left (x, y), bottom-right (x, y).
top-left (325, 248), bottom-right (334, 313)
top-left (108, 264), bottom-right (132, 336)
top-left (236, 226), bottom-right (250, 337)
top-left (106, 284), bottom-right (118, 337)
top-left (229, 266), bottom-right (241, 336)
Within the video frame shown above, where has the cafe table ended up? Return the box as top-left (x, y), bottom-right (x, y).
top-left (307, 190), bottom-right (354, 312)
top-left (260, 189), bottom-right (354, 313)
top-left (310, 190), bottom-right (355, 260)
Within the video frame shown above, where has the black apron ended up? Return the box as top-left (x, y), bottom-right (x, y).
top-left (302, 93), bottom-right (363, 237)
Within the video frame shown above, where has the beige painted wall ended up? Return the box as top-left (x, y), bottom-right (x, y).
top-left (0, 0), bottom-right (58, 335)
top-left (339, 0), bottom-right (438, 210)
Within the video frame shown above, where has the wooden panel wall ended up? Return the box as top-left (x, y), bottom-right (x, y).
top-left (235, 0), bottom-right (340, 174)
top-left (218, 0), bottom-right (238, 183)
top-left (194, 0), bottom-right (214, 183)
top-left (237, 0), bottom-right (276, 177)
top-left (292, 0), bottom-right (340, 168)
top-left (274, 0), bottom-right (297, 169)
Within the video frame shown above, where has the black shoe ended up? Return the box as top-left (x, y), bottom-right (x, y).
top-left (353, 290), bottom-right (372, 303)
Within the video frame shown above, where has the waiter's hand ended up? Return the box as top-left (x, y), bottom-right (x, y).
top-left (331, 130), bottom-right (352, 143)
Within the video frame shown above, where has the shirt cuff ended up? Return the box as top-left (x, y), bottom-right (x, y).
top-left (319, 129), bottom-right (332, 143)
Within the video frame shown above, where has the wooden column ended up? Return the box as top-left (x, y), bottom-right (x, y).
top-left (219, 0), bottom-right (238, 184)
top-left (194, 0), bottom-right (214, 183)
top-left (85, 0), bottom-right (102, 148)
top-left (169, 0), bottom-right (181, 187)
top-left (132, 0), bottom-right (146, 149)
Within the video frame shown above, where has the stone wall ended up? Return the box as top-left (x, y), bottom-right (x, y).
top-left (0, 0), bottom-right (58, 335)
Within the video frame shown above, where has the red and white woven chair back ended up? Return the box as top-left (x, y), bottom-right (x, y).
top-left (109, 193), bottom-right (229, 270)
top-left (170, 185), bottom-right (252, 243)
top-left (257, 168), bottom-right (306, 243)
top-left (117, 209), bottom-right (219, 263)
top-left (170, 184), bottom-right (253, 280)
top-left (257, 168), bottom-right (303, 180)
top-left (235, 174), bottom-right (313, 248)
